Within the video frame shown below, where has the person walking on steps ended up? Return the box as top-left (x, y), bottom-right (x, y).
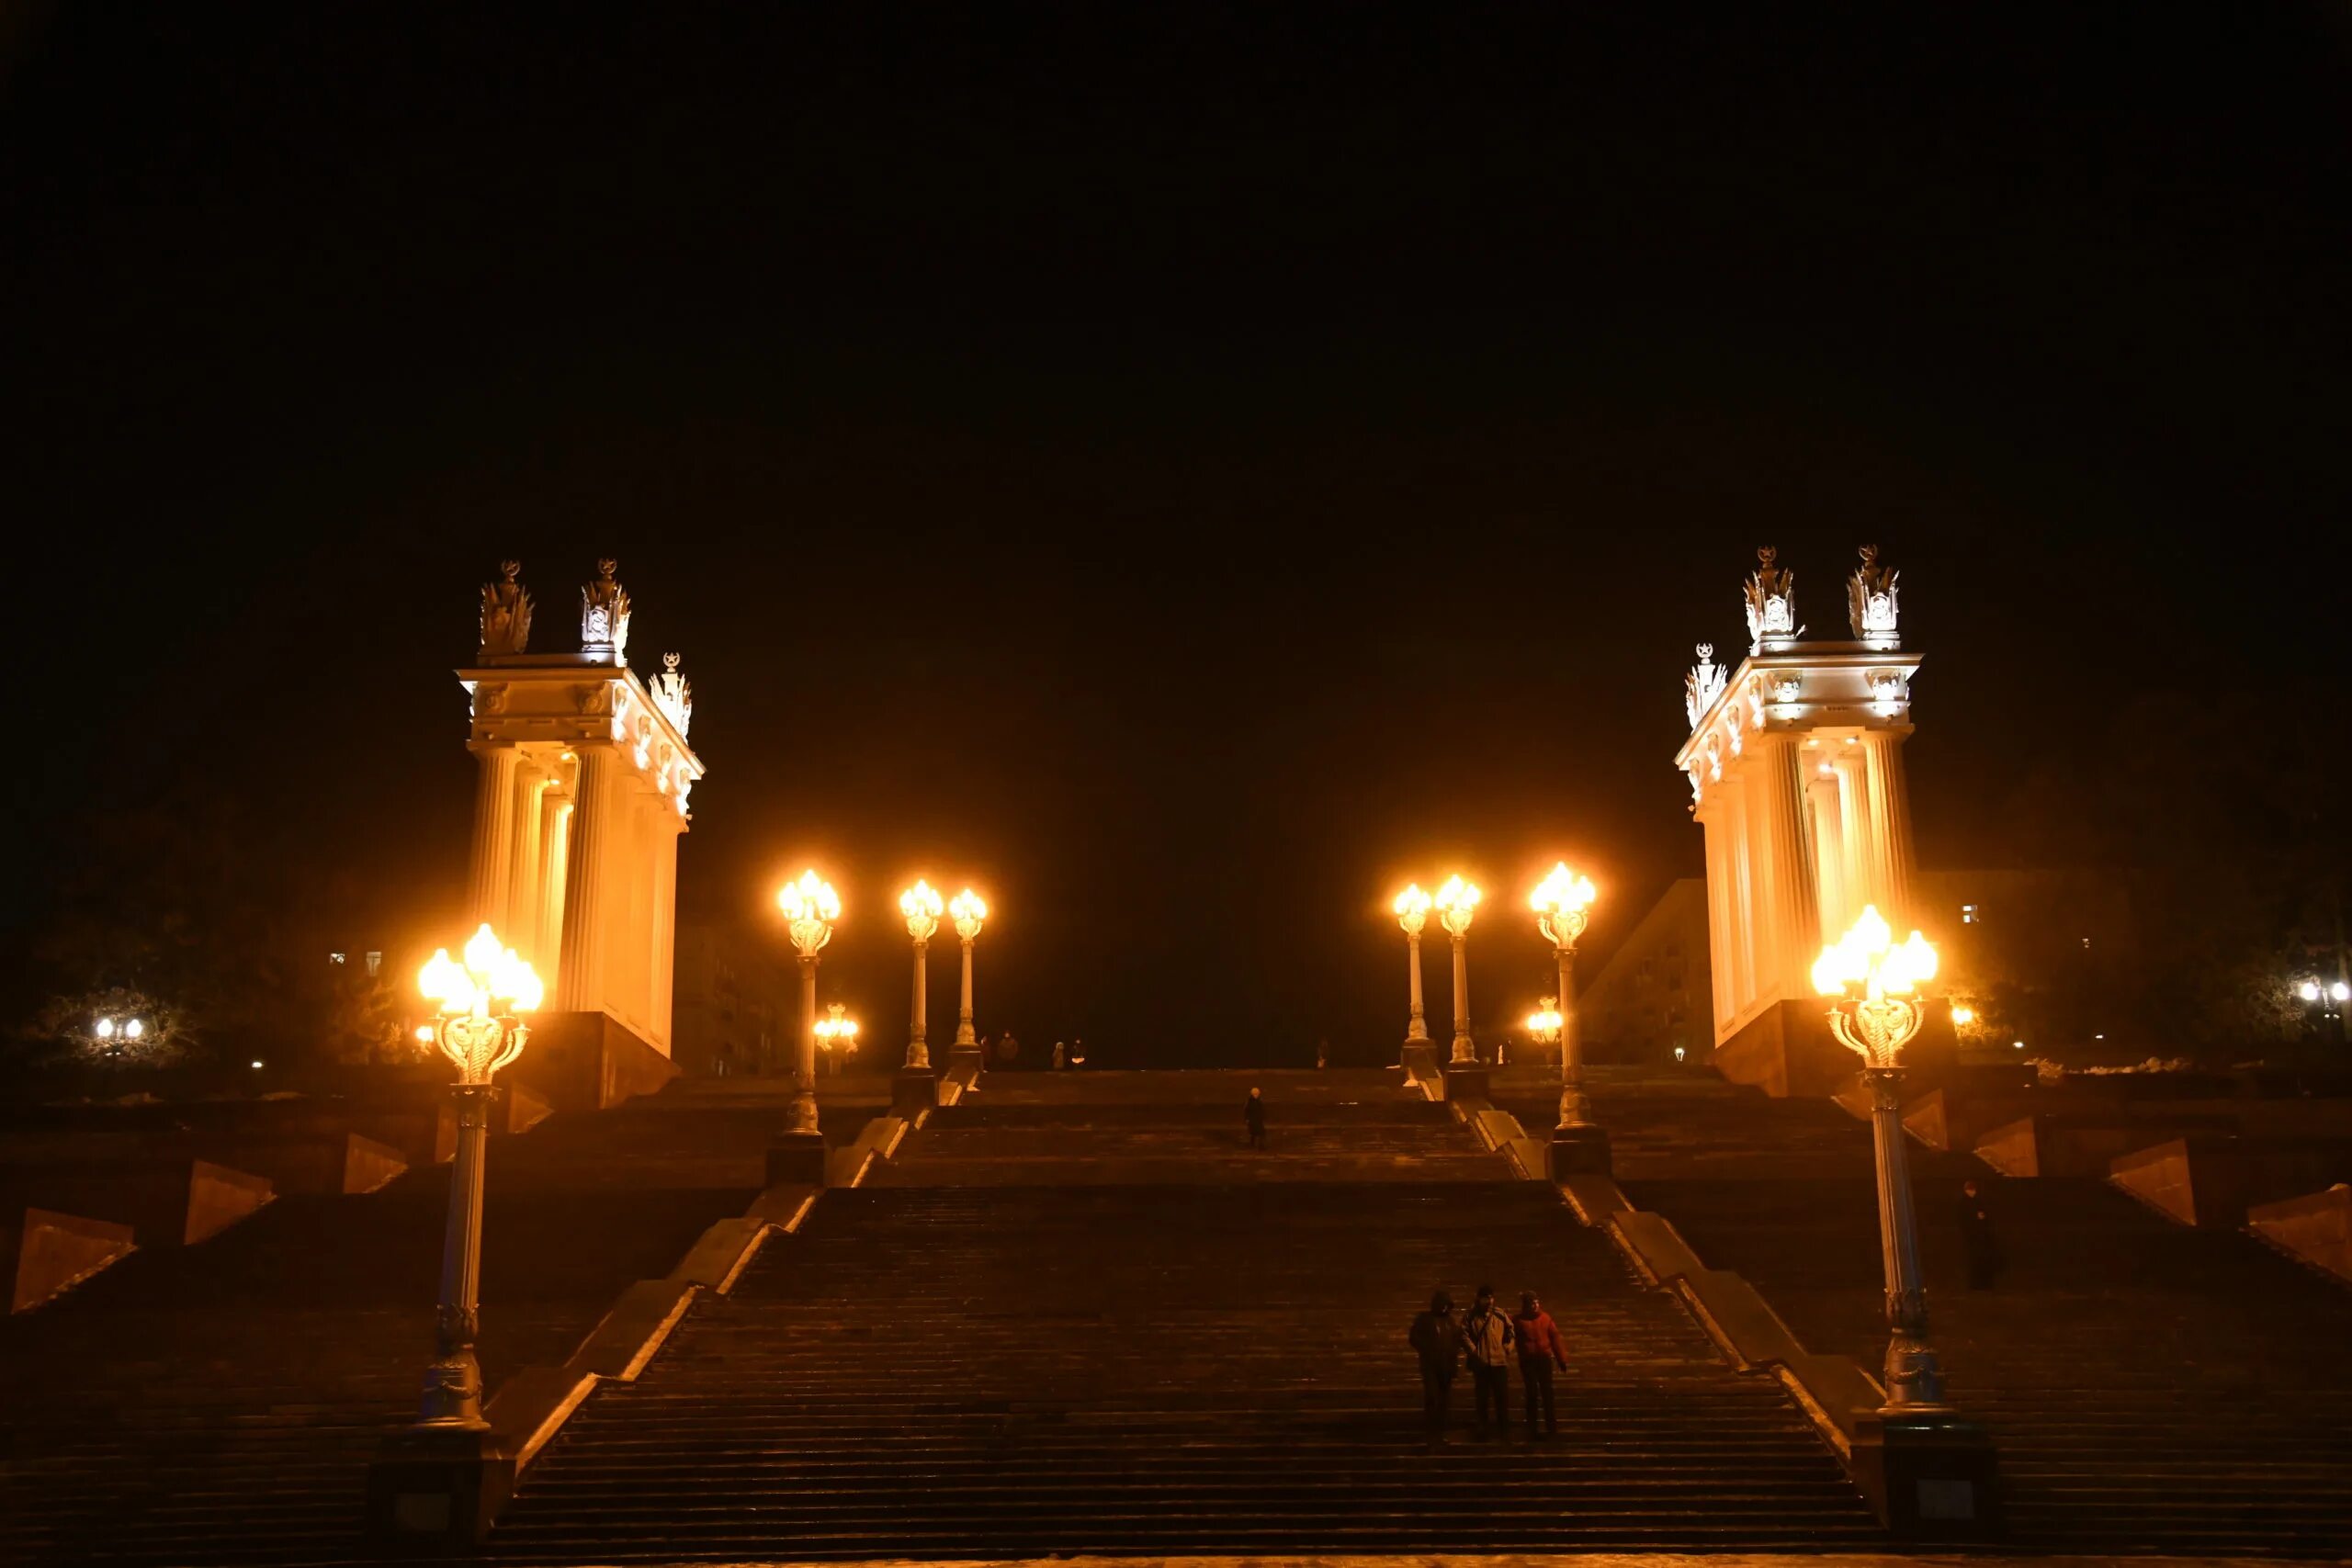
top-left (1959, 1178), bottom-right (2001, 1289)
top-left (1408, 1289), bottom-right (1464, 1448)
top-left (1244, 1087), bottom-right (1266, 1149)
top-left (1461, 1284), bottom-right (1515, 1438)
top-left (1513, 1290), bottom-right (1566, 1440)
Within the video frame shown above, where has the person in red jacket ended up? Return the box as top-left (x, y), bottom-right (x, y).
top-left (1513, 1290), bottom-right (1567, 1439)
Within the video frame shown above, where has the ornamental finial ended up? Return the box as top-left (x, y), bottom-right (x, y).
top-left (652, 651), bottom-right (693, 738)
top-left (1683, 642), bottom-right (1726, 729)
top-left (1848, 544), bottom-right (1901, 649)
top-left (1743, 546), bottom-right (1802, 655)
top-left (581, 558), bottom-right (631, 664)
top-left (479, 559), bottom-right (533, 658)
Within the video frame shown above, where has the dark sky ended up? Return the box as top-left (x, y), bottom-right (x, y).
top-left (5, 7), bottom-right (2348, 1063)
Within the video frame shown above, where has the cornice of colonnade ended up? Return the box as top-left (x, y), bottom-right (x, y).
top-left (458, 660), bottom-right (704, 825)
top-left (1674, 644), bottom-right (1923, 816)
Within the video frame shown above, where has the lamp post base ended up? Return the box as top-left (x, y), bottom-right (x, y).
top-left (1849, 1407), bottom-right (2002, 1540)
top-left (366, 1426), bottom-right (516, 1551)
top-left (1548, 1122), bottom-right (1612, 1178)
top-left (1400, 1041), bottom-right (1442, 1082)
top-left (765, 1129), bottom-right (828, 1188)
top-left (1439, 1063), bottom-right (1489, 1103)
top-left (893, 1066), bottom-right (940, 1115)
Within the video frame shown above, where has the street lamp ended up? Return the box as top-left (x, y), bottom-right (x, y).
top-left (899, 880), bottom-right (944, 1072)
top-left (411, 923), bottom-right (541, 1429)
top-left (1531, 862), bottom-right (1599, 1143)
top-left (1435, 874), bottom-right (1481, 1066)
top-left (950, 888), bottom-right (988, 1066)
top-left (814, 1003), bottom-right (859, 1073)
top-left (1525, 999), bottom-right (1563, 1051)
top-left (1393, 884), bottom-right (1433, 1057)
top-left (1815, 905), bottom-right (1947, 1410)
top-left (776, 870), bottom-right (841, 1138)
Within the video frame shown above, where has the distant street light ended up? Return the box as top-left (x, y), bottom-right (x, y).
top-left (1435, 875), bottom-right (1481, 1066)
top-left (1525, 999), bottom-right (1563, 1047)
top-left (410, 924), bottom-right (541, 1429)
top-left (950, 889), bottom-right (988, 1062)
top-left (1531, 863), bottom-right (1599, 1144)
top-left (1815, 906), bottom-right (1948, 1411)
top-left (776, 870), bottom-right (842, 1135)
top-left (814, 1003), bottom-right (860, 1073)
top-left (1393, 884), bottom-right (1434, 1055)
top-left (899, 880), bottom-right (944, 1072)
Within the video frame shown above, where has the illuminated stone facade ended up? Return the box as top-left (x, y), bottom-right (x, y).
top-left (458, 561), bottom-right (704, 1054)
top-left (1674, 546), bottom-right (1922, 1095)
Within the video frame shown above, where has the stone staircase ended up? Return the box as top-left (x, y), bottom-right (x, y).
top-left (1567, 1069), bottom-right (2352, 1556)
top-left (0, 1081), bottom-right (880, 1566)
top-left (490, 1072), bottom-right (1876, 1560)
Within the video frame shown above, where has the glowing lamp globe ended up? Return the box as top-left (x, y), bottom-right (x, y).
top-left (950, 888), bottom-right (988, 942)
top-left (1530, 862), bottom-right (1598, 949)
top-left (900, 879), bottom-right (944, 942)
top-left (1393, 884), bottom-right (1431, 937)
top-left (778, 870), bottom-right (842, 958)
top-left (417, 923), bottom-right (541, 1084)
top-left (1812, 906), bottom-right (1939, 1071)
top-left (1434, 875), bottom-right (1481, 938)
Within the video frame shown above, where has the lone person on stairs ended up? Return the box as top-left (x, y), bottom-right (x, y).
top-left (1461, 1284), bottom-right (1516, 1438)
top-left (1513, 1290), bottom-right (1567, 1440)
top-left (1244, 1087), bottom-right (1267, 1149)
top-left (1959, 1178), bottom-right (2000, 1289)
top-left (1408, 1289), bottom-right (1464, 1448)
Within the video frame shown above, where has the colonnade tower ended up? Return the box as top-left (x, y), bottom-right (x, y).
top-left (458, 559), bottom-right (704, 1055)
top-left (1675, 545), bottom-right (1922, 1096)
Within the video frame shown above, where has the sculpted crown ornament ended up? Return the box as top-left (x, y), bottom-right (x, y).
top-left (1683, 642), bottom-right (1727, 730)
top-left (1742, 546), bottom-right (1802, 654)
top-left (479, 560), bottom-right (533, 658)
top-left (581, 558), bottom-right (631, 664)
top-left (1848, 543), bottom-right (1901, 648)
top-left (652, 652), bottom-right (693, 738)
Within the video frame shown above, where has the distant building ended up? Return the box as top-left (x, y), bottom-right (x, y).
top-left (670, 920), bottom-right (791, 1077)
top-left (1581, 879), bottom-right (1711, 1066)
top-left (1585, 870), bottom-right (2140, 1067)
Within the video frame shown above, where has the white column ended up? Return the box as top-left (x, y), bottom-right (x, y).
top-left (1751, 736), bottom-right (1823, 1001)
top-left (1405, 931), bottom-right (1430, 1042)
top-left (505, 767), bottom-right (548, 965)
top-left (1724, 777), bottom-right (1758, 1016)
top-left (1807, 765), bottom-right (1849, 940)
top-left (1700, 812), bottom-right (1736, 1040)
top-left (956, 938), bottom-right (977, 1046)
top-left (538, 795), bottom-right (572, 981)
top-left (1448, 931), bottom-right (1475, 1065)
top-left (466, 747), bottom-right (520, 930)
top-left (1835, 750), bottom-right (1871, 926)
top-left (557, 745), bottom-right (620, 1014)
top-left (650, 810), bottom-right (681, 1052)
top-left (618, 786), bottom-right (654, 1035)
top-left (1861, 732), bottom-right (1917, 926)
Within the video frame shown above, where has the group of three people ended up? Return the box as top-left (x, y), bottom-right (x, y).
top-left (1409, 1285), bottom-right (1567, 1446)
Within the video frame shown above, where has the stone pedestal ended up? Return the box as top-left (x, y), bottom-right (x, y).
top-left (948, 1043), bottom-right (987, 1078)
top-left (1439, 1064), bottom-right (1488, 1103)
top-left (893, 1068), bottom-right (940, 1115)
top-left (1849, 1408), bottom-right (2001, 1540)
top-left (366, 1427), bottom-right (516, 1551)
top-left (1548, 1122), bottom-right (1612, 1179)
top-left (765, 1130), bottom-right (827, 1188)
top-left (1400, 1041), bottom-right (1441, 1081)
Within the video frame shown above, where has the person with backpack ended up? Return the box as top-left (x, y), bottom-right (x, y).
top-left (1513, 1290), bottom-right (1567, 1440)
top-left (1460, 1283), bottom-right (1516, 1438)
top-left (1408, 1289), bottom-right (1464, 1448)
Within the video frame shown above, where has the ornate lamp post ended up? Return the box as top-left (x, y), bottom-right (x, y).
top-left (774, 870), bottom-right (840, 1180)
top-left (1532, 862), bottom-right (1606, 1172)
top-left (814, 1003), bottom-right (859, 1074)
top-left (1434, 874), bottom-right (1481, 1067)
top-left (895, 880), bottom-right (944, 1111)
top-left (950, 888), bottom-right (988, 1073)
top-left (1393, 884), bottom-right (1433, 1068)
top-left (368, 924), bottom-right (539, 1548)
top-left (1815, 906), bottom-right (1947, 1408)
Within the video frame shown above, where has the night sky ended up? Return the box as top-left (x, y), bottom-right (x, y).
top-left (5, 8), bottom-right (2347, 1064)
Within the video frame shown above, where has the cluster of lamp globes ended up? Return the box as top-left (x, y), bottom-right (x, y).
top-left (1390, 863), bottom-right (1601, 1041)
top-left (775, 869), bottom-right (989, 1064)
top-left (414, 923), bottom-right (545, 1085)
top-left (90, 1015), bottom-right (149, 1048)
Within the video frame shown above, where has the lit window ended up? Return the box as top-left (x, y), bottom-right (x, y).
top-left (365, 951), bottom-right (382, 976)
top-left (1961, 905), bottom-right (1977, 925)
top-left (2080, 936), bottom-right (2090, 949)
top-left (329, 952), bottom-right (346, 964)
